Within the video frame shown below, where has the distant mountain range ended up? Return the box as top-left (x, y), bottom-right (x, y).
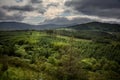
top-left (0, 22), bottom-right (120, 31)
top-left (0, 22), bottom-right (65, 31)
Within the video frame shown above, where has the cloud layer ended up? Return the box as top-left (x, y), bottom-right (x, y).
top-left (65, 0), bottom-right (120, 18)
top-left (0, 0), bottom-right (120, 25)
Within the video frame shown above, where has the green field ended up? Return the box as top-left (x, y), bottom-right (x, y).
top-left (0, 30), bottom-right (120, 80)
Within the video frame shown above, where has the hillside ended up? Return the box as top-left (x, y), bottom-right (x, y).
top-left (67, 22), bottom-right (120, 32)
top-left (55, 22), bottom-right (120, 42)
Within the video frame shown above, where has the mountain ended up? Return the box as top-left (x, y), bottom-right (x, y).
top-left (0, 22), bottom-right (65, 31)
top-left (0, 22), bottom-right (120, 31)
top-left (0, 22), bottom-right (32, 30)
top-left (67, 22), bottom-right (120, 32)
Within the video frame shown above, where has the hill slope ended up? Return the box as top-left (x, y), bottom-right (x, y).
top-left (56, 22), bottom-right (120, 41)
top-left (67, 22), bottom-right (120, 32)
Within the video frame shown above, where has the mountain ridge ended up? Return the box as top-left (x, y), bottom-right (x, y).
top-left (0, 22), bottom-right (120, 31)
top-left (0, 22), bottom-right (65, 30)
top-left (67, 22), bottom-right (120, 32)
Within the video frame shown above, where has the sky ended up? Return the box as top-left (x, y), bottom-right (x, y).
top-left (0, 0), bottom-right (120, 25)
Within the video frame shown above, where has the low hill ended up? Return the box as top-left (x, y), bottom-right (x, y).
top-left (67, 22), bottom-right (120, 32)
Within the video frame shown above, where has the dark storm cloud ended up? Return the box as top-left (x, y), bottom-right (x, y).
top-left (0, 9), bottom-right (25, 21)
top-left (2, 5), bottom-right (35, 12)
top-left (0, 0), bottom-right (46, 22)
top-left (65, 0), bottom-right (120, 19)
top-left (0, 10), bottom-right (5, 18)
top-left (16, 0), bottom-right (23, 3)
top-left (30, 0), bottom-right (42, 3)
top-left (1, 0), bottom-right (46, 14)
top-left (38, 8), bottom-right (46, 14)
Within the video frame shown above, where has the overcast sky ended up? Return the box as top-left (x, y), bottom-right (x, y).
top-left (0, 0), bottom-right (120, 25)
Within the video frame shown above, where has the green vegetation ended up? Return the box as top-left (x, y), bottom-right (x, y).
top-left (0, 30), bottom-right (120, 80)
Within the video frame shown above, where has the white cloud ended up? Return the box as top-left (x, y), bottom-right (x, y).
top-left (42, 0), bottom-right (66, 19)
top-left (23, 11), bottom-right (42, 17)
top-left (44, 6), bottom-right (64, 19)
top-left (65, 14), bottom-right (120, 24)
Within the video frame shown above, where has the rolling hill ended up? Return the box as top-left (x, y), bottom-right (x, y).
top-left (0, 22), bottom-right (120, 32)
top-left (56, 22), bottom-right (120, 41)
top-left (67, 22), bottom-right (120, 32)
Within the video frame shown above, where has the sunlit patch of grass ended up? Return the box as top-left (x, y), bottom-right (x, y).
top-left (57, 35), bottom-right (91, 42)
top-left (57, 28), bottom-right (76, 31)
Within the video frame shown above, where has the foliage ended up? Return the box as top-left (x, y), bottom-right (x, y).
top-left (0, 31), bottom-right (120, 80)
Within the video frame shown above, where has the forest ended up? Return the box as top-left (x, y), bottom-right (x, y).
top-left (0, 29), bottom-right (120, 80)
